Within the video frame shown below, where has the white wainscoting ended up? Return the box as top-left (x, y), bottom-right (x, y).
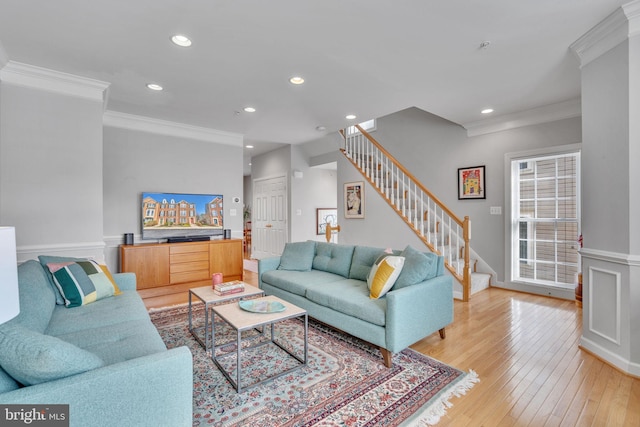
top-left (17, 241), bottom-right (106, 264)
top-left (588, 266), bottom-right (621, 345)
top-left (580, 247), bottom-right (639, 376)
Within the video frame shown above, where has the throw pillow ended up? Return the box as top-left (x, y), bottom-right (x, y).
top-left (367, 255), bottom-right (405, 299)
top-left (394, 245), bottom-right (438, 289)
top-left (38, 255), bottom-right (88, 305)
top-left (0, 366), bottom-right (19, 393)
top-left (278, 241), bottom-right (316, 271)
top-left (97, 264), bottom-right (122, 295)
top-left (46, 260), bottom-right (120, 307)
top-left (0, 325), bottom-right (104, 386)
top-left (349, 246), bottom-right (387, 281)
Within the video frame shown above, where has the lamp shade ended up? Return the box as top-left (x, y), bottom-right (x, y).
top-left (0, 226), bottom-right (20, 324)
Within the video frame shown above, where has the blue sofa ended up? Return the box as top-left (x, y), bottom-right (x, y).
top-left (0, 259), bottom-right (193, 427)
top-left (259, 241), bottom-right (453, 367)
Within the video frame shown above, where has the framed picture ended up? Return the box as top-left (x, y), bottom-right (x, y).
top-left (344, 181), bottom-right (365, 218)
top-left (316, 208), bottom-right (337, 235)
top-left (458, 166), bottom-right (486, 200)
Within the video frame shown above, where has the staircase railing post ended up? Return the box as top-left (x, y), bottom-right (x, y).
top-left (463, 216), bottom-right (471, 302)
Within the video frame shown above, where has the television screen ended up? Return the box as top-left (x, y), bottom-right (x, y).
top-left (141, 192), bottom-right (224, 240)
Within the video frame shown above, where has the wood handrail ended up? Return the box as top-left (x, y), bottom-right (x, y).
top-left (354, 124), bottom-right (465, 228)
top-left (344, 124), bottom-right (473, 301)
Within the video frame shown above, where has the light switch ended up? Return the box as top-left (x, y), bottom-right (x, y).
top-left (229, 209), bottom-right (237, 216)
top-left (490, 206), bottom-right (502, 215)
top-left (296, 209), bottom-right (302, 216)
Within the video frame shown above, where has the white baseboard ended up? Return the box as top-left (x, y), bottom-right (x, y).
top-left (580, 336), bottom-right (640, 377)
top-left (491, 281), bottom-right (574, 300)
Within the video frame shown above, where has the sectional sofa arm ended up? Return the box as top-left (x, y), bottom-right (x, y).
top-left (112, 272), bottom-right (137, 291)
top-left (385, 275), bottom-right (454, 353)
top-left (258, 256), bottom-right (281, 287)
top-left (0, 346), bottom-right (193, 427)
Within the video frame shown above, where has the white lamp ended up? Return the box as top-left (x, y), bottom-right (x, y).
top-left (0, 226), bottom-right (20, 324)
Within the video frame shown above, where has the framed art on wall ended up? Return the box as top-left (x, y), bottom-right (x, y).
top-left (316, 208), bottom-right (337, 235)
top-left (458, 165), bottom-right (486, 200)
top-left (344, 181), bottom-right (364, 218)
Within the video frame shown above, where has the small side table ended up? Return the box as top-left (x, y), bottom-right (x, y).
top-left (212, 295), bottom-right (308, 393)
top-left (188, 283), bottom-right (264, 350)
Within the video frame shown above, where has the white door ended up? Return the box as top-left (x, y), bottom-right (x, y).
top-left (252, 176), bottom-right (287, 259)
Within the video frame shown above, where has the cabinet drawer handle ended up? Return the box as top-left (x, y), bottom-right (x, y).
top-left (265, 224), bottom-right (272, 228)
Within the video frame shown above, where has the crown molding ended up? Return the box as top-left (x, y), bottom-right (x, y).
top-left (103, 110), bottom-right (244, 146)
top-left (570, 0), bottom-right (640, 67)
top-left (462, 98), bottom-right (581, 137)
top-left (0, 61), bottom-right (109, 103)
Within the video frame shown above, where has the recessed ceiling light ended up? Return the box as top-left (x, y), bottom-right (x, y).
top-left (244, 107), bottom-right (256, 113)
top-left (245, 145), bottom-right (254, 149)
top-left (345, 114), bottom-right (357, 120)
top-left (481, 108), bottom-right (494, 114)
top-left (289, 76), bottom-right (305, 85)
top-left (146, 83), bottom-right (163, 91)
top-left (171, 34), bottom-right (192, 47)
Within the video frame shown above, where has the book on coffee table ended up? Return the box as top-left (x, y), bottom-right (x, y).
top-left (213, 280), bottom-right (245, 295)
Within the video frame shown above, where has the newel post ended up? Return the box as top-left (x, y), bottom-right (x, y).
top-left (463, 216), bottom-right (471, 302)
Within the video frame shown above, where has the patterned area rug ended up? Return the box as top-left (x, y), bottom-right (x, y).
top-left (150, 304), bottom-right (478, 426)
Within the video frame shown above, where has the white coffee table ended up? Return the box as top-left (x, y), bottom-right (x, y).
top-left (211, 295), bottom-right (308, 392)
top-left (188, 283), bottom-right (264, 350)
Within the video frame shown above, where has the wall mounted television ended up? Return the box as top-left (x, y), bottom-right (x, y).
top-left (141, 192), bottom-right (224, 242)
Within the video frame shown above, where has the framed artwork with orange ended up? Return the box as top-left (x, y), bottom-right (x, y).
top-left (458, 166), bottom-right (485, 200)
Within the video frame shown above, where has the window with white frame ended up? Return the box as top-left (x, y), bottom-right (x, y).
top-left (511, 152), bottom-right (580, 288)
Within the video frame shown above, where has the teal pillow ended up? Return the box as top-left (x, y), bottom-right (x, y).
top-left (0, 366), bottom-right (19, 393)
top-left (312, 242), bottom-right (355, 277)
top-left (12, 260), bottom-right (56, 333)
top-left (278, 241), bottom-right (316, 271)
top-left (393, 245), bottom-right (439, 289)
top-left (39, 255), bottom-right (88, 305)
top-left (349, 246), bottom-right (386, 280)
top-left (0, 324), bottom-right (104, 386)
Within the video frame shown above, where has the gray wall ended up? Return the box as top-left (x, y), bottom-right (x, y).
top-left (0, 82), bottom-right (104, 257)
top-left (335, 107), bottom-right (582, 283)
top-left (103, 126), bottom-right (244, 269)
top-left (250, 144), bottom-right (338, 244)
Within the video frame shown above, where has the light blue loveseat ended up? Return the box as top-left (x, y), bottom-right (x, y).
top-left (259, 241), bottom-right (453, 367)
top-left (0, 259), bottom-right (193, 427)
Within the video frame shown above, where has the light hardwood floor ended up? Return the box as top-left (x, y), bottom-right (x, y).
top-left (144, 270), bottom-right (640, 426)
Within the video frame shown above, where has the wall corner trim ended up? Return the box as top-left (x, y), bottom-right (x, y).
top-left (0, 61), bottom-right (110, 103)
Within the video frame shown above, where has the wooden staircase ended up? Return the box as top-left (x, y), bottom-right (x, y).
top-left (341, 124), bottom-right (490, 301)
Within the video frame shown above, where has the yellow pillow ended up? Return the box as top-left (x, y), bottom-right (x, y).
top-left (367, 255), bottom-right (405, 299)
top-left (98, 264), bottom-right (122, 295)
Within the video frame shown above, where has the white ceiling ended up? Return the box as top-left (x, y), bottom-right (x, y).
top-left (0, 0), bottom-right (627, 165)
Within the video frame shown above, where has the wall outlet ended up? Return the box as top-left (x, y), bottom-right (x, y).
top-left (296, 209), bottom-right (302, 216)
top-left (490, 206), bottom-right (502, 215)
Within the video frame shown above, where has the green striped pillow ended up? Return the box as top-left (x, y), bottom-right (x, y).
top-left (46, 260), bottom-right (118, 307)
